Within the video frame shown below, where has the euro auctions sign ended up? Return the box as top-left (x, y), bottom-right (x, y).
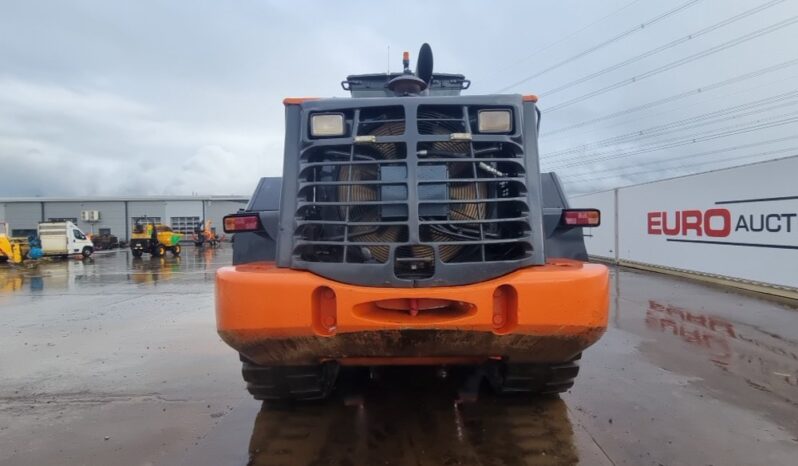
top-left (603, 157), bottom-right (798, 289)
top-left (647, 198), bottom-right (798, 250)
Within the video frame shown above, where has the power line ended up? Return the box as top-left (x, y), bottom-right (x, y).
top-left (542, 90), bottom-right (798, 159)
top-left (544, 15), bottom-right (798, 112)
top-left (539, 0), bottom-right (787, 98)
top-left (494, 0), bottom-right (702, 93)
top-left (478, 0), bottom-right (644, 82)
top-left (546, 112), bottom-right (798, 170)
top-left (561, 146), bottom-right (798, 187)
top-left (541, 58), bottom-right (798, 136)
top-left (546, 98), bottom-right (798, 162)
top-left (543, 71), bottom-right (798, 143)
top-left (549, 113), bottom-right (798, 170)
top-left (560, 134), bottom-right (798, 180)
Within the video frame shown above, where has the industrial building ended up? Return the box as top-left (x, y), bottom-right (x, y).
top-left (0, 195), bottom-right (248, 242)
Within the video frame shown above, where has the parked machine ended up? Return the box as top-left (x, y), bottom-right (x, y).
top-left (192, 220), bottom-right (221, 248)
top-left (0, 221), bottom-right (94, 262)
top-left (129, 219), bottom-right (182, 258)
top-left (215, 44), bottom-right (609, 401)
top-left (0, 222), bottom-right (26, 264)
top-left (91, 232), bottom-right (120, 251)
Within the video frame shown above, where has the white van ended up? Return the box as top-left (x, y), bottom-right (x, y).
top-left (38, 222), bottom-right (94, 258)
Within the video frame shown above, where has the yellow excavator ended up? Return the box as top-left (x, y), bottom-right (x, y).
top-left (0, 222), bottom-right (27, 264)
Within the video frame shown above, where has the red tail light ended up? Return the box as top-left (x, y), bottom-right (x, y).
top-left (562, 209), bottom-right (601, 227)
top-left (223, 214), bottom-right (261, 233)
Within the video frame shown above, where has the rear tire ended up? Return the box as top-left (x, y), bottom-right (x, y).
top-left (240, 356), bottom-right (339, 401)
top-left (171, 244), bottom-right (181, 256)
top-left (490, 354), bottom-right (581, 395)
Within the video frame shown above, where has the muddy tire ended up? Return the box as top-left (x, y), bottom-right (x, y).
top-left (490, 354), bottom-right (581, 395)
top-left (240, 356), bottom-right (339, 401)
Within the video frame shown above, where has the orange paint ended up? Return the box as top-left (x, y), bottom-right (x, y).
top-left (216, 259), bottom-right (609, 342)
top-left (283, 97), bottom-right (319, 105)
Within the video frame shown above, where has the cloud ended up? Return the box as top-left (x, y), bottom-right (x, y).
top-left (1, 0), bottom-right (797, 198)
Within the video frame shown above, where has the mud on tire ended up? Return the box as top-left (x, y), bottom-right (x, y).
top-left (240, 355), bottom-right (339, 401)
top-left (490, 354), bottom-right (581, 395)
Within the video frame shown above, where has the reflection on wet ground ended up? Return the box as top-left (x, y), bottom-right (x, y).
top-left (0, 247), bottom-right (222, 294)
top-left (1, 249), bottom-right (797, 465)
top-left (611, 268), bottom-right (798, 436)
top-left (248, 370), bottom-right (579, 466)
top-left (644, 298), bottom-right (798, 396)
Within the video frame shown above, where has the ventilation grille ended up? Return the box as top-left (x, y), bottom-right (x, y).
top-left (416, 105), bottom-right (531, 264)
top-left (293, 103), bottom-right (533, 282)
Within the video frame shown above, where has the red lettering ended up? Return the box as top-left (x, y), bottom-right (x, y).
top-left (650, 209), bottom-right (732, 237)
top-left (685, 312), bottom-right (708, 329)
top-left (704, 208), bottom-right (731, 237)
top-left (660, 318), bottom-right (678, 335)
top-left (649, 300), bottom-right (666, 312)
top-left (709, 318), bottom-right (736, 338)
top-left (680, 327), bottom-right (703, 345)
top-left (682, 210), bottom-right (703, 236)
top-left (662, 211), bottom-right (681, 235)
top-left (647, 212), bottom-right (662, 234)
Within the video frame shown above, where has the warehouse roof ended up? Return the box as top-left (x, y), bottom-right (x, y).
top-left (0, 195), bottom-right (249, 203)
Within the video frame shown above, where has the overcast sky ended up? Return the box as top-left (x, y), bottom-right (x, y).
top-left (1, 0), bottom-right (797, 197)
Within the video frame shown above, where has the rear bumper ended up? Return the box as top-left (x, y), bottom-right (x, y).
top-left (216, 260), bottom-right (609, 365)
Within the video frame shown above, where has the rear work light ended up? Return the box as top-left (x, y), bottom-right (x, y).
top-left (561, 209), bottom-right (601, 227)
top-left (310, 113), bottom-right (346, 137)
top-left (223, 214), bottom-right (261, 233)
top-left (477, 109), bottom-right (512, 133)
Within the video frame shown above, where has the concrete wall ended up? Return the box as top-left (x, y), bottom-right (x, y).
top-left (165, 201), bottom-right (203, 221)
top-left (128, 201), bottom-right (168, 224)
top-left (2, 202), bottom-right (42, 234)
top-left (572, 156), bottom-right (798, 292)
top-left (43, 201), bottom-right (127, 238)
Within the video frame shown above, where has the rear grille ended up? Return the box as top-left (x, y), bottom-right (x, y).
top-left (415, 102), bottom-right (531, 264)
top-left (288, 99), bottom-right (538, 286)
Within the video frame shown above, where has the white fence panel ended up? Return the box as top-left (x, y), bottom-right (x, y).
top-left (570, 156), bottom-right (798, 290)
top-left (571, 190), bottom-right (616, 260)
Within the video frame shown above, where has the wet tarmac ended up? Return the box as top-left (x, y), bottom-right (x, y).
top-left (1, 247), bottom-right (796, 465)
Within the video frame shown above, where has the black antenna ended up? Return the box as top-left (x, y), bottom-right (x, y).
top-left (416, 43), bottom-right (433, 86)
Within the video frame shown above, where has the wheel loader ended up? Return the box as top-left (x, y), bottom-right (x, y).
top-left (0, 222), bottom-right (26, 264)
top-left (129, 219), bottom-right (182, 258)
top-left (216, 44), bottom-right (609, 401)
